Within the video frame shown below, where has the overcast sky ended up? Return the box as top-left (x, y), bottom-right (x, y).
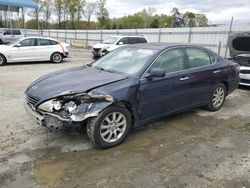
top-left (104, 0), bottom-right (250, 24)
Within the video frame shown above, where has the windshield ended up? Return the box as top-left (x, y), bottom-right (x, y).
top-left (102, 36), bottom-right (119, 44)
top-left (92, 47), bottom-right (156, 75)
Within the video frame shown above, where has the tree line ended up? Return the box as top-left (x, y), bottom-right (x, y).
top-left (0, 0), bottom-right (209, 29)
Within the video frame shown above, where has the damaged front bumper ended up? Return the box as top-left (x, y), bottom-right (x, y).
top-left (24, 91), bottom-right (113, 127)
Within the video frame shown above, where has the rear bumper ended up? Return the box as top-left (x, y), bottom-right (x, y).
top-left (239, 67), bottom-right (250, 86)
top-left (63, 52), bottom-right (69, 58)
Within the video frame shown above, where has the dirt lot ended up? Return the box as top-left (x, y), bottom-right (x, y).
top-left (0, 49), bottom-right (250, 188)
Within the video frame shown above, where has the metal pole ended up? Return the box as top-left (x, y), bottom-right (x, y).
top-left (100, 29), bottom-right (103, 42)
top-left (218, 41), bottom-right (221, 55)
top-left (224, 17), bottom-right (234, 58)
top-left (158, 28), bottom-right (161, 42)
top-left (86, 30), bottom-right (89, 48)
top-left (188, 27), bottom-right (192, 43)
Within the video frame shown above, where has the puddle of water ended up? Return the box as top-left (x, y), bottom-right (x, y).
top-left (35, 160), bottom-right (70, 187)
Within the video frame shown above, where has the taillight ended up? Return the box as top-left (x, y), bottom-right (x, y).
top-left (59, 43), bottom-right (65, 53)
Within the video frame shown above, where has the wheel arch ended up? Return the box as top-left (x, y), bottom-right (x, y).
top-left (112, 101), bottom-right (135, 126)
top-left (0, 53), bottom-right (7, 63)
top-left (220, 81), bottom-right (228, 95)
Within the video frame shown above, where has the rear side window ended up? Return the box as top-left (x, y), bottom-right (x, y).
top-left (128, 37), bottom-right (147, 44)
top-left (13, 30), bottom-right (21, 35)
top-left (151, 49), bottom-right (185, 74)
top-left (137, 37), bottom-right (147, 43)
top-left (50, 40), bottom-right (59, 45)
top-left (37, 39), bottom-right (52, 46)
top-left (186, 48), bottom-right (211, 68)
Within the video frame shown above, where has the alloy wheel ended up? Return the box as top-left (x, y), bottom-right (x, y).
top-left (212, 87), bottom-right (225, 108)
top-left (100, 112), bottom-right (127, 143)
top-left (53, 53), bottom-right (62, 63)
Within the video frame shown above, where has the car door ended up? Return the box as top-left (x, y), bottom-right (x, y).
top-left (10, 38), bottom-right (37, 62)
top-left (36, 39), bottom-right (57, 61)
top-left (11, 30), bottom-right (22, 41)
top-left (138, 48), bottom-right (190, 121)
top-left (184, 47), bottom-right (219, 106)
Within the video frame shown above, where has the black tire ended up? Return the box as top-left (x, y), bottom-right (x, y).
top-left (51, 52), bottom-right (63, 63)
top-left (87, 106), bottom-right (132, 149)
top-left (0, 40), bottom-right (3, 44)
top-left (208, 83), bottom-right (226, 111)
top-left (0, 54), bottom-right (6, 66)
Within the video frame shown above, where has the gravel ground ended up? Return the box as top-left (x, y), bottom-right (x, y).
top-left (0, 49), bottom-right (250, 188)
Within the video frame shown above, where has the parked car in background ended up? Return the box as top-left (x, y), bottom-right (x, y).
top-left (0, 29), bottom-right (24, 44)
top-left (25, 43), bottom-right (239, 149)
top-left (228, 32), bottom-right (250, 86)
top-left (92, 35), bottom-right (148, 58)
top-left (0, 36), bottom-right (70, 65)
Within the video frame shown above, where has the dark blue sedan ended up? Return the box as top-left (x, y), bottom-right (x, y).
top-left (25, 43), bottom-right (240, 148)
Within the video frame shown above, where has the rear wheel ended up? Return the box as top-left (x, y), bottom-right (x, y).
top-left (51, 52), bottom-right (63, 63)
top-left (208, 83), bottom-right (226, 111)
top-left (0, 54), bottom-right (6, 66)
top-left (87, 106), bottom-right (132, 149)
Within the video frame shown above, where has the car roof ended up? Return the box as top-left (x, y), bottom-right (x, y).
top-left (111, 35), bottom-right (146, 38)
top-left (21, 36), bottom-right (58, 41)
top-left (127, 42), bottom-right (210, 51)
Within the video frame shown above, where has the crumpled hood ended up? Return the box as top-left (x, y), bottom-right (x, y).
top-left (228, 32), bottom-right (250, 57)
top-left (92, 43), bottom-right (115, 49)
top-left (26, 66), bottom-right (128, 103)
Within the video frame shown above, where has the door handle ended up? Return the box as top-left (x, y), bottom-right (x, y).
top-left (213, 70), bottom-right (221, 74)
top-left (180, 77), bottom-right (189, 81)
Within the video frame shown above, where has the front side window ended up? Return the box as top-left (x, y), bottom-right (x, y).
top-left (186, 48), bottom-right (211, 68)
top-left (93, 47), bottom-right (156, 75)
top-left (20, 39), bottom-right (36, 47)
top-left (117, 37), bottom-right (128, 44)
top-left (4, 30), bottom-right (11, 35)
top-left (103, 36), bottom-right (119, 44)
top-left (150, 49), bottom-right (185, 74)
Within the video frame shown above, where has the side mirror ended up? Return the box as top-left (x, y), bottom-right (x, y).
top-left (148, 68), bottom-right (165, 78)
top-left (3, 32), bottom-right (7, 36)
top-left (15, 43), bottom-right (21, 47)
top-left (118, 41), bottom-right (124, 45)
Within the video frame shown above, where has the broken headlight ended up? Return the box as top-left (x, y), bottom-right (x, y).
top-left (64, 101), bottom-right (77, 112)
top-left (38, 100), bottom-right (63, 112)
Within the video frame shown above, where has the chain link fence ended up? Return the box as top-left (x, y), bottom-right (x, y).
top-left (23, 22), bottom-right (250, 58)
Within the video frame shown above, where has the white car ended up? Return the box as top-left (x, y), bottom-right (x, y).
top-left (0, 37), bottom-right (70, 65)
top-left (92, 35), bottom-right (148, 58)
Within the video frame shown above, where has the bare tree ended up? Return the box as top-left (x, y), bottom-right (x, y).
top-left (41, 0), bottom-right (52, 28)
top-left (83, 1), bottom-right (97, 27)
top-left (54, 0), bottom-right (63, 28)
top-left (96, 0), bottom-right (109, 28)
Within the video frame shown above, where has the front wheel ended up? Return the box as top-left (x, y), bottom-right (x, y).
top-left (208, 83), bottom-right (226, 111)
top-left (87, 106), bottom-right (132, 149)
top-left (51, 52), bottom-right (63, 63)
top-left (0, 54), bottom-right (6, 66)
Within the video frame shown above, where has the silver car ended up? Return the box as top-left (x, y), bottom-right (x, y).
top-left (228, 32), bottom-right (250, 86)
top-left (0, 29), bottom-right (24, 44)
